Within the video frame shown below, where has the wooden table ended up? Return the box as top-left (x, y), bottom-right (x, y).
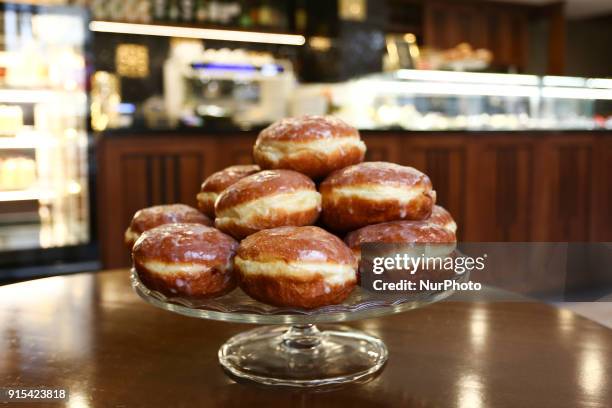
top-left (1, 270), bottom-right (611, 407)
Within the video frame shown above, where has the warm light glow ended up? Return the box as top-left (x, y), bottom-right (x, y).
top-left (309, 36), bottom-right (332, 51)
top-left (359, 79), bottom-right (540, 98)
top-left (543, 76), bottom-right (587, 87)
top-left (0, 189), bottom-right (42, 202)
top-left (579, 348), bottom-right (606, 399)
top-left (469, 305), bottom-right (489, 350)
top-left (89, 21), bottom-right (306, 46)
top-left (0, 89), bottom-right (55, 103)
top-left (457, 373), bottom-right (486, 408)
top-left (396, 69), bottom-right (539, 86)
top-left (541, 87), bottom-right (612, 100)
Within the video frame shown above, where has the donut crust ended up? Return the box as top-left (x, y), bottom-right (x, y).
top-left (345, 221), bottom-right (457, 286)
top-left (215, 170), bottom-right (321, 239)
top-left (428, 205), bottom-right (457, 233)
top-left (132, 223), bottom-right (238, 298)
top-left (235, 226), bottom-right (357, 308)
top-left (253, 115), bottom-right (366, 179)
top-left (135, 262), bottom-right (236, 299)
top-left (215, 206), bottom-right (320, 241)
top-left (125, 204), bottom-right (211, 248)
top-left (197, 165), bottom-right (260, 217)
top-left (320, 162), bottom-right (436, 231)
top-left (238, 273), bottom-right (355, 309)
top-left (345, 220), bottom-right (457, 252)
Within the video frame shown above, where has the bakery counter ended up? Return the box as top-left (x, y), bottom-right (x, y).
top-left (96, 129), bottom-right (612, 268)
top-left (4, 270), bottom-right (612, 407)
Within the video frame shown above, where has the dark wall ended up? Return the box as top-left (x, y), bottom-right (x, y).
top-left (565, 14), bottom-right (612, 77)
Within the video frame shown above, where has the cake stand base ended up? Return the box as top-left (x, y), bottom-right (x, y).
top-left (218, 324), bottom-right (388, 387)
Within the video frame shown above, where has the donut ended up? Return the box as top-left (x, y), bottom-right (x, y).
top-left (197, 165), bottom-right (260, 218)
top-left (132, 223), bottom-right (238, 299)
top-left (234, 226), bottom-right (357, 308)
top-left (345, 220), bottom-right (457, 260)
top-left (320, 162), bottom-right (436, 232)
top-left (345, 221), bottom-right (457, 286)
top-left (428, 205), bottom-right (457, 234)
top-left (214, 169), bottom-right (321, 239)
top-left (125, 204), bottom-right (212, 248)
top-left (253, 115), bottom-right (366, 179)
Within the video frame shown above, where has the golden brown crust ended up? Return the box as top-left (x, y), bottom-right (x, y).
top-left (215, 207), bottom-right (320, 240)
top-left (321, 161), bottom-right (432, 189)
top-left (320, 162), bottom-right (435, 231)
top-left (253, 143), bottom-right (365, 180)
top-left (345, 221), bottom-right (457, 286)
top-left (427, 205), bottom-right (456, 231)
top-left (256, 115), bottom-right (359, 142)
top-left (196, 192), bottom-right (217, 219)
top-left (135, 263), bottom-right (236, 299)
top-left (132, 223), bottom-right (238, 264)
top-left (215, 169), bottom-right (316, 213)
top-left (321, 194), bottom-right (434, 232)
top-left (197, 165), bottom-right (260, 217)
top-left (201, 165), bottom-right (260, 194)
top-left (132, 223), bottom-right (238, 298)
top-left (128, 204), bottom-right (211, 236)
top-left (345, 220), bottom-right (457, 250)
top-left (237, 273), bottom-right (355, 309)
top-left (237, 226), bottom-right (357, 266)
top-left (253, 116), bottom-right (365, 178)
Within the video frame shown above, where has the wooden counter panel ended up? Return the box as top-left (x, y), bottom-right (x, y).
top-left (398, 135), bottom-right (467, 240)
top-left (97, 136), bottom-right (217, 268)
top-left (97, 131), bottom-right (611, 269)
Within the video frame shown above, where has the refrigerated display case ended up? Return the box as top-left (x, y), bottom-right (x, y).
top-left (293, 70), bottom-right (612, 130)
top-left (0, 3), bottom-right (95, 278)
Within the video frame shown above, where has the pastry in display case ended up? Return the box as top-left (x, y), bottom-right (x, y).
top-left (292, 69), bottom-right (612, 131)
top-left (0, 3), bottom-right (91, 266)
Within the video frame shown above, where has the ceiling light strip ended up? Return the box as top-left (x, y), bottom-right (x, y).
top-left (89, 21), bottom-right (306, 46)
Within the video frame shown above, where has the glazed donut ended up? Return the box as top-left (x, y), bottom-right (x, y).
top-left (345, 220), bottom-right (457, 260)
top-left (197, 164), bottom-right (260, 218)
top-left (214, 169), bottom-right (321, 239)
top-left (132, 223), bottom-right (238, 299)
top-left (345, 221), bottom-right (457, 285)
top-left (125, 204), bottom-right (212, 248)
top-left (234, 226), bottom-right (357, 308)
top-left (428, 205), bottom-right (457, 234)
top-left (253, 115), bottom-right (366, 179)
top-left (320, 162), bottom-right (436, 232)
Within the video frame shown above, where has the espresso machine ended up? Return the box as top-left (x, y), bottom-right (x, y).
top-left (164, 42), bottom-right (295, 128)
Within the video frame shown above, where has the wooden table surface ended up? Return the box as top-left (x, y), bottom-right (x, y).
top-left (1, 270), bottom-right (611, 407)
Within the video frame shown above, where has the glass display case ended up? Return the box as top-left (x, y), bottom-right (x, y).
top-left (294, 70), bottom-right (612, 131)
top-left (0, 3), bottom-right (90, 256)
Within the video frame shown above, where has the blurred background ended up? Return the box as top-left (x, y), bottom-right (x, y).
top-left (0, 0), bottom-right (610, 287)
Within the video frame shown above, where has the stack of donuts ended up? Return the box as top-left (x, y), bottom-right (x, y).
top-left (128, 115), bottom-right (457, 309)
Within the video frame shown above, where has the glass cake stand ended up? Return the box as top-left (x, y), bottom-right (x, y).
top-left (131, 269), bottom-right (469, 387)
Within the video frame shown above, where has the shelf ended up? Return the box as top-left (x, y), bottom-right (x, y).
top-left (0, 89), bottom-right (86, 104)
top-left (0, 139), bottom-right (38, 149)
top-left (0, 189), bottom-right (41, 202)
top-left (89, 20), bottom-right (305, 45)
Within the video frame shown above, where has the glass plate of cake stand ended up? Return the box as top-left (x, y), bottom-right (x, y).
top-left (131, 268), bottom-right (469, 387)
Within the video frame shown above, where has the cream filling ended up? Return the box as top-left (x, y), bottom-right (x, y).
top-left (216, 190), bottom-right (321, 226)
top-left (197, 191), bottom-right (218, 204)
top-left (140, 260), bottom-right (211, 275)
top-left (256, 138), bottom-right (366, 164)
top-left (235, 257), bottom-right (355, 286)
top-left (330, 184), bottom-right (426, 203)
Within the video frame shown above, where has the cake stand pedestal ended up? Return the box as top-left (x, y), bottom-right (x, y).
top-left (131, 269), bottom-right (467, 387)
